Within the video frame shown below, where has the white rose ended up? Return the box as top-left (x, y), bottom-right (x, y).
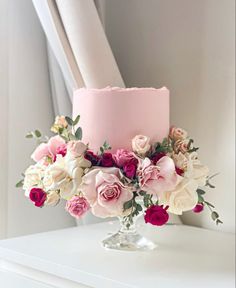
top-left (43, 154), bottom-right (91, 200)
top-left (160, 177), bottom-right (198, 215)
top-left (132, 135), bottom-right (151, 155)
top-left (23, 163), bottom-right (46, 196)
top-left (172, 152), bottom-right (189, 170)
top-left (45, 191), bottom-right (60, 206)
top-left (185, 152), bottom-right (209, 186)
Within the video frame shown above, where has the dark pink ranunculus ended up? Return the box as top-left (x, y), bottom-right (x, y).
top-left (144, 205), bottom-right (169, 226)
top-left (193, 203), bottom-right (204, 213)
top-left (100, 153), bottom-right (114, 167)
top-left (151, 152), bottom-right (166, 165)
top-left (123, 163), bottom-right (136, 179)
top-left (113, 149), bottom-right (136, 167)
top-left (29, 188), bottom-right (47, 207)
top-left (85, 150), bottom-right (100, 166)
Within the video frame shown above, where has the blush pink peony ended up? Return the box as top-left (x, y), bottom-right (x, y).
top-left (31, 135), bottom-right (66, 163)
top-left (80, 167), bottom-right (133, 218)
top-left (137, 156), bottom-right (178, 195)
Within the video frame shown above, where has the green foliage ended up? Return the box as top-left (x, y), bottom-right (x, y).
top-left (75, 127), bottom-right (82, 140)
top-left (15, 179), bottom-right (24, 188)
top-left (65, 116), bottom-right (74, 126)
top-left (100, 141), bottom-right (112, 154)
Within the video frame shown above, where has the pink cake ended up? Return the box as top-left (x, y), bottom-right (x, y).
top-left (73, 87), bottom-right (169, 152)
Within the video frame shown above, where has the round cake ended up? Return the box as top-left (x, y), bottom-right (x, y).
top-left (73, 87), bottom-right (169, 152)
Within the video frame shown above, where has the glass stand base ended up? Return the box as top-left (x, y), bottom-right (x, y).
top-left (102, 230), bottom-right (157, 251)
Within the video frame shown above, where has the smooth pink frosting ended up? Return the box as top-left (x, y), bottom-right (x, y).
top-left (73, 87), bottom-right (169, 152)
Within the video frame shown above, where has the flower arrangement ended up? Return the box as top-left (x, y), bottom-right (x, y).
top-left (17, 115), bottom-right (222, 228)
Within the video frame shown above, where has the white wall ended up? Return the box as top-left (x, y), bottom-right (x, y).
top-left (0, 0), bottom-right (75, 238)
top-left (0, 0), bottom-right (9, 239)
top-left (103, 0), bottom-right (235, 232)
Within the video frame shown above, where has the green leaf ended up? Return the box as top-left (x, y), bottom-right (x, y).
top-left (65, 116), bottom-right (73, 126)
top-left (34, 130), bottom-right (41, 138)
top-left (15, 179), bottom-right (24, 188)
top-left (204, 201), bottom-right (215, 208)
top-left (25, 133), bottom-right (33, 138)
top-left (198, 194), bottom-right (204, 203)
top-left (73, 115), bottom-right (80, 126)
top-left (188, 147), bottom-right (199, 153)
top-left (216, 219), bottom-right (223, 225)
top-left (211, 211), bottom-right (219, 221)
top-left (197, 189), bottom-right (206, 195)
top-left (123, 200), bottom-right (133, 211)
top-left (139, 190), bottom-right (146, 196)
top-left (136, 203), bottom-right (143, 211)
top-left (75, 127), bottom-right (82, 140)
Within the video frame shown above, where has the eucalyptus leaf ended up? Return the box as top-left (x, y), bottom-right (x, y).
top-left (211, 211), bottom-right (219, 220)
top-left (15, 179), bottom-right (24, 188)
top-left (73, 115), bottom-right (80, 126)
top-left (25, 133), bottom-right (33, 139)
top-left (65, 116), bottom-right (73, 126)
top-left (197, 189), bottom-right (206, 195)
top-left (123, 200), bottom-right (133, 211)
top-left (75, 127), bottom-right (82, 140)
top-left (34, 130), bottom-right (42, 138)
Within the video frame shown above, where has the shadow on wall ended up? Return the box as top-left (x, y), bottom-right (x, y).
top-left (103, 0), bottom-right (235, 233)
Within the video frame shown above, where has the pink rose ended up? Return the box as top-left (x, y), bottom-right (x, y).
top-left (31, 135), bottom-right (66, 163)
top-left (65, 196), bottom-right (90, 218)
top-left (137, 156), bottom-right (178, 195)
top-left (29, 188), bottom-right (47, 207)
top-left (169, 126), bottom-right (187, 140)
top-left (80, 167), bottom-right (133, 218)
top-left (113, 149), bottom-right (136, 167)
top-left (67, 141), bottom-right (87, 158)
top-left (144, 205), bottom-right (169, 226)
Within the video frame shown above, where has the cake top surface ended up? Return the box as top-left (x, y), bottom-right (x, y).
top-left (74, 86), bottom-right (168, 93)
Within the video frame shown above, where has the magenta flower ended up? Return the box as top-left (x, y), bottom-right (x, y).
top-left (144, 205), bottom-right (169, 226)
top-left (193, 203), bottom-right (204, 213)
top-left (29, 188), bottom-right (47, 207)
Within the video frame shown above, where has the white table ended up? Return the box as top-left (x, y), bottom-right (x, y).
top-left (0, 222), bottom-right (235, 288)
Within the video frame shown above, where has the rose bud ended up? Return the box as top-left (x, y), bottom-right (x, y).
top-left (193, 203), bottom-right (204, 213)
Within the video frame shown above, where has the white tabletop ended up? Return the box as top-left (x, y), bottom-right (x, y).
top-left (0, 222), bottom-right (235, 288)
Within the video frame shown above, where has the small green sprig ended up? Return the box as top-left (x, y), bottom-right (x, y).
top-left (149, 137), bottom-right (173, 158)
top-left (62, 115), bottom-right (82, 141)
top-left (196, 188), bottom-right (223, 225)
top-left (99, 141), bottom-right (112, 155)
